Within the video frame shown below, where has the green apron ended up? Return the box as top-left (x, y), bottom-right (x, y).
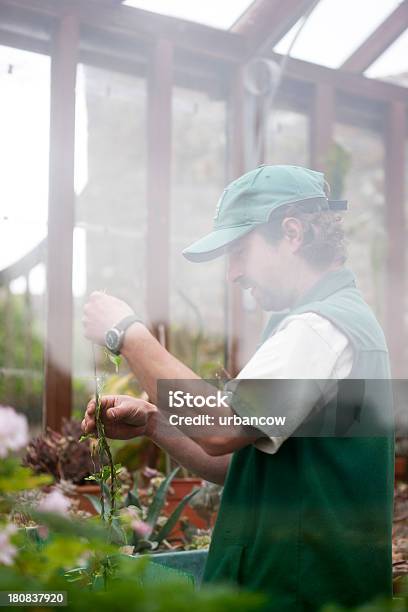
top-left (203, 268), bottom-right (394, 611)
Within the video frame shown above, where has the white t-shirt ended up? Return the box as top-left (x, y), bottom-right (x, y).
top-left (235, 312), bottom-right (354, 454)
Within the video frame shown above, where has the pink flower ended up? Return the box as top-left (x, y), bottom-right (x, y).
top-left (131, 520), bottom-right (152, 538)
top-left (0, 523), bottom-right (17, 566)
top-left (120, 507), bottom-right (139, 520)
top-left (77, 551), bottom-right (92, 567)
top-left (38, 489), bottom-right (71, 515)
top-left (37, 525), bottom-right (49, 540)
top-left (0, 406), bottom-right (28, 458)
top-left (142, 467), bottom-right (159, 480)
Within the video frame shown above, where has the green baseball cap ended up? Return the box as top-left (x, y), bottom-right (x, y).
top-left (182, 164), bottom-right (347, 263)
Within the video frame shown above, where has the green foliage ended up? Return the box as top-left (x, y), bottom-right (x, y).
top-left (170, 323), bottom-right (225, 379)
top-left (83, 467), bottom-right (200, 554)
top-left (97, 316), bottom-right (226, 479)
top-left (113, 437), bottom-right (154, 472)
top-left (321, 588), bottom-right (408, 611)
top-left (102, 372), bottom-right (142, 397)
top-left (0, 452), bottom-right (262, 612)
top-left (104, 349), bottom-right (122, 373)
top-left (33, 536), bottom-right (91, 575)
top-left (125, 483), bottom-right (141, 509)
top-left (186, 534), bottom-right (212, 551)
top-left (0, 293), bottom-right (44, 420)
top-left (72, 377), bottom-right (94, 421)
top-left (134, 468), bottom-right (199, 551)
top-left (86, 464), bottom-right (123, 485)
top-left (0, 457), bottom-right (52, 494)
top-left (85, 465), bottom-right (123, 522)
top-left (324, 141), bottom-right (352, 200)
top-left (91, 344), bottom-right (121, 524)
top-left (0, 550), bottom-right (264, 612)
top-left (1, 406), bottom-right (405, 611)
top-left (0, 294), bottom-right (91, 424)
top-left (155, 489), bottom-right (198, 545)
top-left (146, 468), bottom-right (181, 528)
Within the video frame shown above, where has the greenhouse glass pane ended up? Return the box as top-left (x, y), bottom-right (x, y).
top-left (265, 109), bottom-right (309, 167)
top-left (73, 65), bottom-right (147, 414)
top-left (170, 86), bottom-right (226, 376)
top-left (366, 29), bottom-right (408, 83)
top-left (123, 0), bottom-right (254, 29)
top-left (275, 0), bottom-right (401, 69)
top-left (0, 45), bottom-right (50, 431)
top-left (333, 123), bottom-right (386, 324)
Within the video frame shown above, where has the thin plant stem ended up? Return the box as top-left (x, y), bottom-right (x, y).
top-left (92, 343), bottom-right (117, 524)
top-left (92, 343), bottom-right (105, 521)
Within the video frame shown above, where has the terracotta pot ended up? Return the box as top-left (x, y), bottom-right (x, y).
top-left (69, 484), bottom-right (101, 515)
top-left (169, 478), bottom-right (203, 500)
top-left (395, 456), bottom-right (407, 482)
top-left (69, 478), bottom-right (217, 538)
top-left (164, 478), bottom-right (214, 539)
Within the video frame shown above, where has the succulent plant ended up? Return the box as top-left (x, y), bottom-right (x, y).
top-left (188, 481), bottom-right (222, 527)
top-left (23, 419), bottom-right (101, 485)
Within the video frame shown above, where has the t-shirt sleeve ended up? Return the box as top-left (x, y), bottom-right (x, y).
top-left (225, 313), bottom-right (354, 454)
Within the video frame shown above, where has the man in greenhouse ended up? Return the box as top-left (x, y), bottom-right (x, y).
top-left (82, 164), bottom-right (394, 611)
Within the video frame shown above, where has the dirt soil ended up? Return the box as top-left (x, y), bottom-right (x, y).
top-left (393, 482), bottom-right (408, 584)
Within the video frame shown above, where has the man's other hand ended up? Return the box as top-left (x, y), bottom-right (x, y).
top-left (82, 394), bottom-right (157, 440)
top-left (82, 291), bottom-right (134, 345)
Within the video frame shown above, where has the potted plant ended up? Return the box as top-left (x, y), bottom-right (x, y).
top-left (82, 465), bottom-right (210, 583)
top-left (57, 344), bottom-right (213, 577)
top-left (22, 419), bottom-right (104, 514)
top-left (164, 476), bottom-right (220, 536)
top-left (1, 407), bottom-right (263, 610)
top-left (86, 465), bottom-right (205, 548)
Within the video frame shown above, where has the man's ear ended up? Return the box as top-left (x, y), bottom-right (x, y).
top-left (281, 217), bottom-right (304, 252)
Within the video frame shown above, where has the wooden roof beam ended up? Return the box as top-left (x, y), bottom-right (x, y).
top-left (0, 0), bottom-right (247, 62)
top-left (1, 0), bottom-right (408, 104)
top-left (271, 51), bottom-right (408, 104)
top-left (341, 0), bottom-right (408, 73)
top-left (232, 0), bottom-right (319, 59)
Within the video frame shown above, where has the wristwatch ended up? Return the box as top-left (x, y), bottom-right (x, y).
top-left (105, 315), bottom-right (143, 355)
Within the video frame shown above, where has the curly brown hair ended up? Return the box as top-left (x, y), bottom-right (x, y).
top-left (257, 196), bottom-right (347, 269)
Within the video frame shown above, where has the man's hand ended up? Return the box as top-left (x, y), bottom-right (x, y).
top-left (82, 291), bottom-right (134, 345)
top-left (81, 394), bottom-right (157, 440)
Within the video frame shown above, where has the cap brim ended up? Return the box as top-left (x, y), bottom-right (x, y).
top-left (182, 225), bottom-right (255, 263)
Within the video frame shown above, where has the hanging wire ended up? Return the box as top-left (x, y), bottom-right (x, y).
top-left (243, 0), bottom-right (321, 167)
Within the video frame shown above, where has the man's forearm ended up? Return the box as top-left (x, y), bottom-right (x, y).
top-left (122, 323), bottom-right (200, 404)
top-left (148, 412), bottom-right (230, 485)
top-left (121, 323), bottom-right (259, 455)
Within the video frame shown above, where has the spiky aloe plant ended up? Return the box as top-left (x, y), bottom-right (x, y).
top-left (85, 467), bottom-right (200, 553)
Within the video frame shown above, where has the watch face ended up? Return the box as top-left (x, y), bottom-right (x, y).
top-left (105, 329), bottom-right (121, 352)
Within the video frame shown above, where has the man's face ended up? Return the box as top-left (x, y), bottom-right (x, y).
top-left (226, 224), bottom-right (301, 311)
